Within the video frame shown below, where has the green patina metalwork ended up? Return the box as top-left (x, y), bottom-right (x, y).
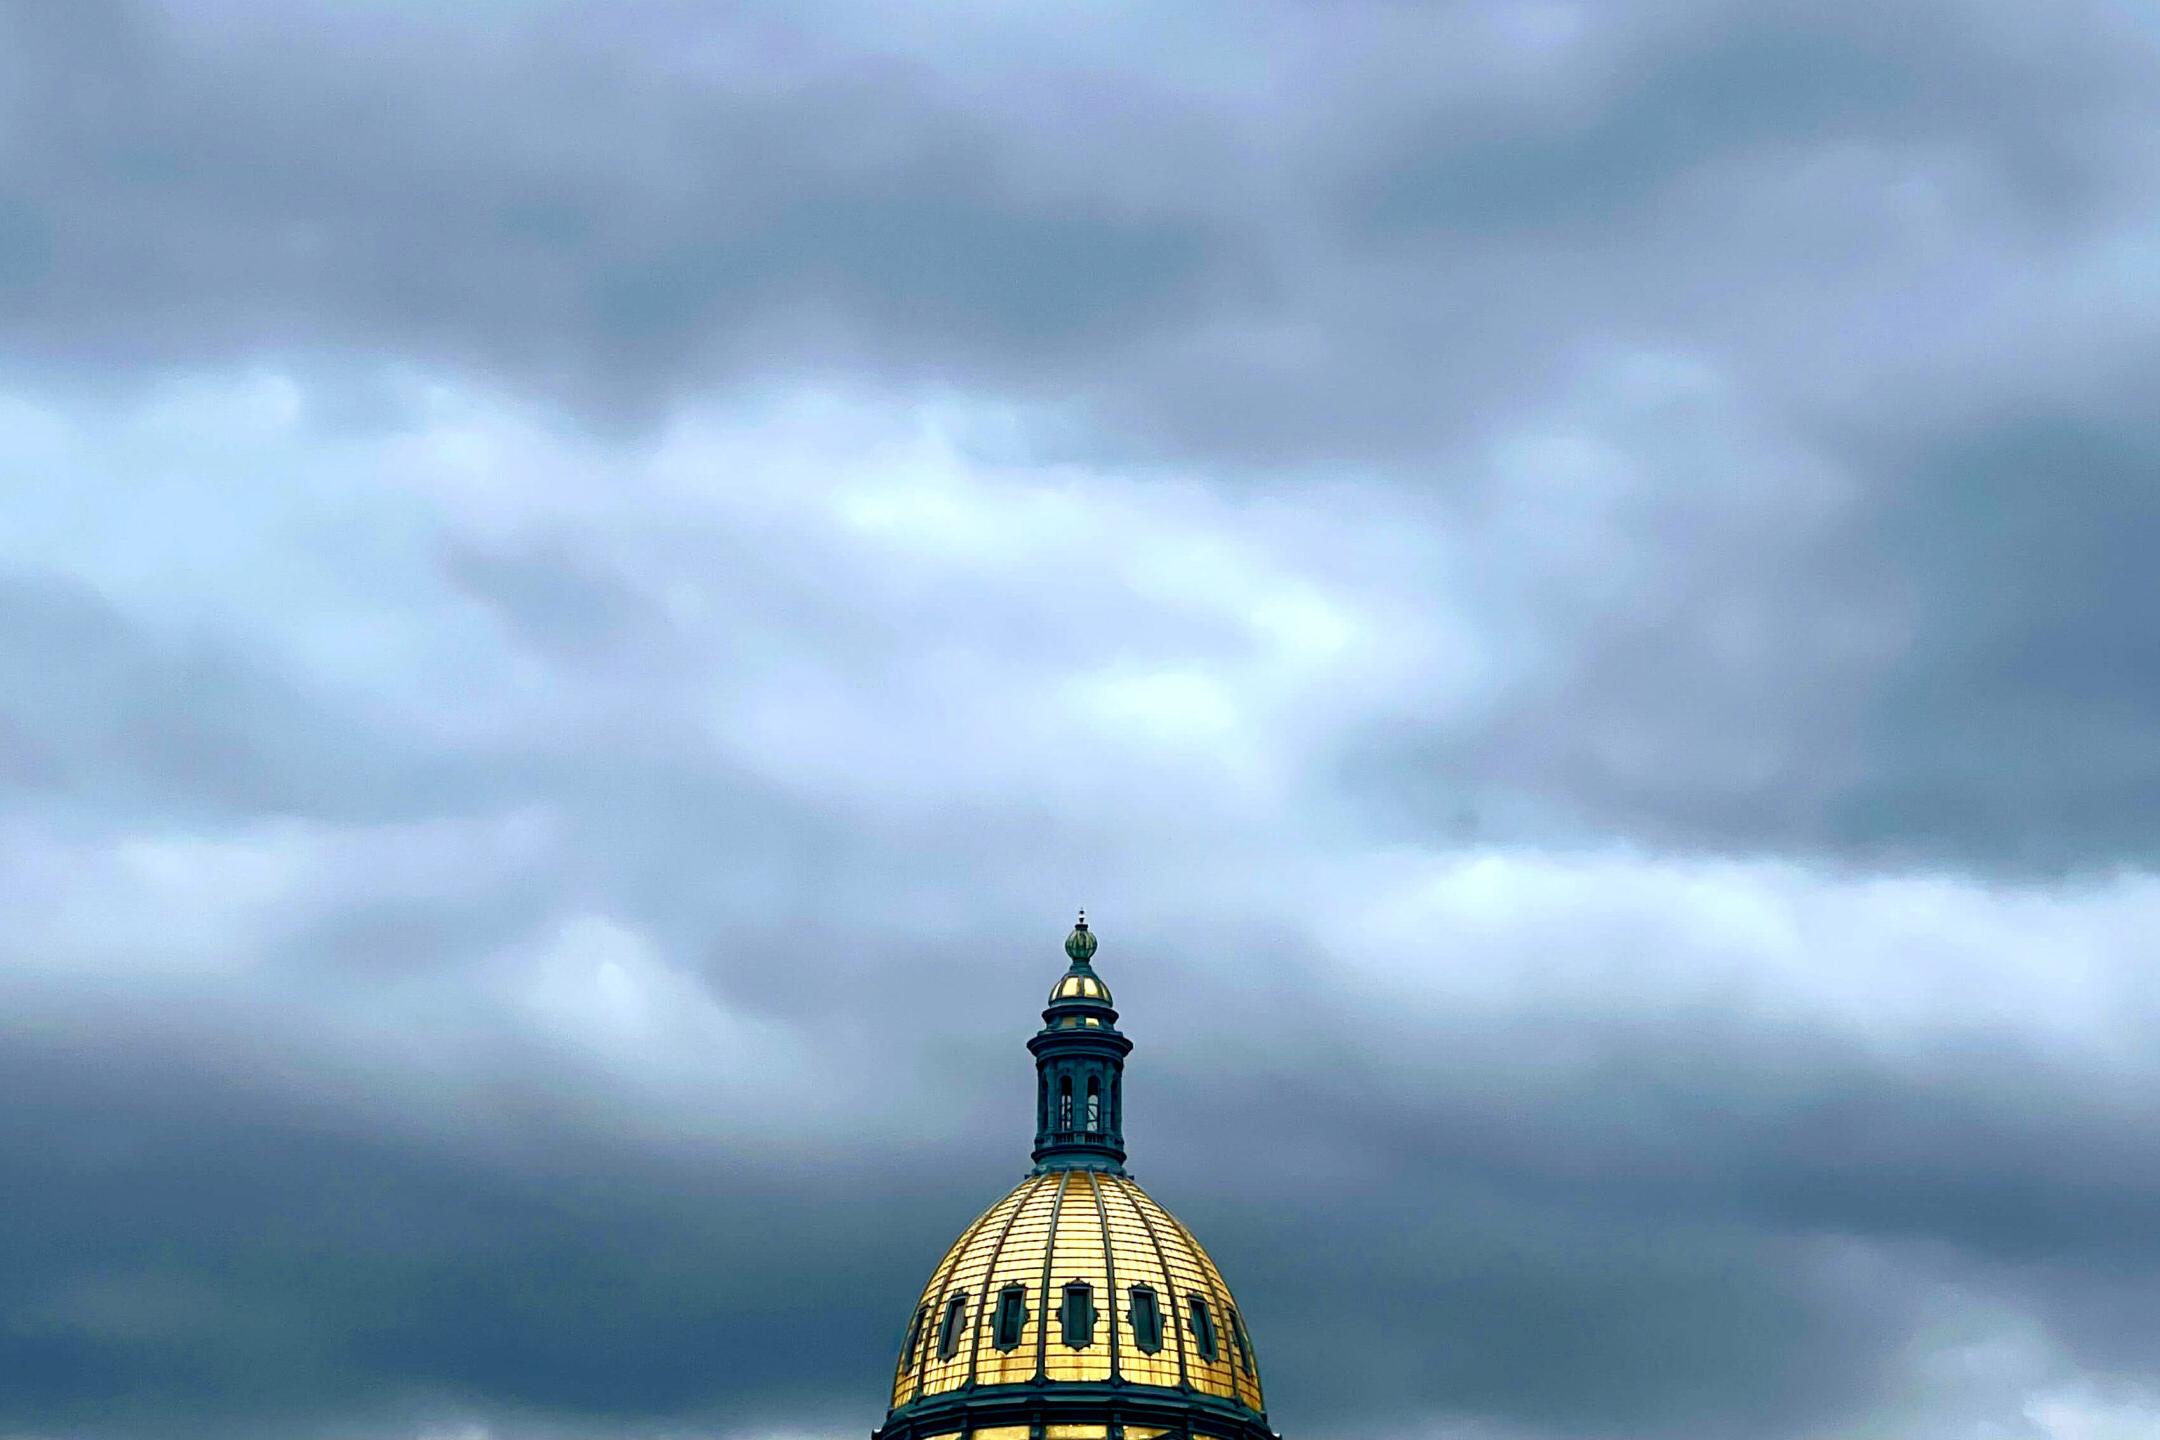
top-left (1030, 913), bottom-right (1133, 1174)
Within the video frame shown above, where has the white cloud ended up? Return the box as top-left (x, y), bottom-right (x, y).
top-left (1319, 847), bottom-right (2160, 1074)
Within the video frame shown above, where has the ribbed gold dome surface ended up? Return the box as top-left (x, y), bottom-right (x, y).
top-left (1050, 971), bottom-right (1112, 1004)
top-left (890, 1168), bottom-right (1264, 1415)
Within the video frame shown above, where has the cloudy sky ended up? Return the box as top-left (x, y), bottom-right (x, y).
top-left (5, 2), bottom-right (2160, 1438)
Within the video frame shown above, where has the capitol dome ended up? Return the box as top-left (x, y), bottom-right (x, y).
top-left (873, 915), bottom-right (1277, 1440)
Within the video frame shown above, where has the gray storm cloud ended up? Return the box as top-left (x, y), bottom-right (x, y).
top-left (3, 3), bottom-right (2160, 1439)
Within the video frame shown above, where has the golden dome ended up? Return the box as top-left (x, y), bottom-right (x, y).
top-left (1050, 971), bottom-right (1113, 1005)
top-left (1049, 914), bottom-right (1114, 1008)
top-left (890, 1168), bottom-right (1264, 1417)
top-left (873, 915), bottom-right (1279, 1440)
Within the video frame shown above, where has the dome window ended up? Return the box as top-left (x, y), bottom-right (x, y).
top-left (902, 1302), bottom-right (929, 1368)
top-left (1127, 1285), bottom-right (1164, 1353)
top-left (992, 1284), bottom-right (1028, 1352)
top-left (1058, 1076), bottom-right (1074, 1132)
top-left (1229, 1305), bottom-right (1254, 1376)
top-left (936, 1294), bottom-right (968, 1360)
top-left (1060, 1280), bottom-right (1097, 1348)
top-left (1085, 1078), bottom-right (1101, 1133)
top-left (1187, 1294), bottom-right (1218, 1362)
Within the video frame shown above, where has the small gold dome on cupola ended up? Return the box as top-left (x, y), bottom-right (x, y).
top-left (871, 915), bottom-right (1277, 1440)
top-left (1048, 912), bottom-right (1114, 1007)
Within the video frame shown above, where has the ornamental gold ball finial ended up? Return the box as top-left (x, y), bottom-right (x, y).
top-left (1065, 909), bottom-right (1097, 962)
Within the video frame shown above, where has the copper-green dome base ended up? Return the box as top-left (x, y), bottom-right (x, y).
top-left (876, 1382), bottom-right (1277, 1440)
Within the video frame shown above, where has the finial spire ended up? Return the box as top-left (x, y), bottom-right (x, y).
top-left (1065, 909), bottom-right (1098, 962)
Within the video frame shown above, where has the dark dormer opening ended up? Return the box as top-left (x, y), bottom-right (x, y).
top-left (937, 1294), bottom-right (968, 1360)
top-left (1229, 1304), bottom-right (1254, 1376)
top-left (1085, 1076), bottom-right (1101, 1132)
top-left (1060, 1280), bottom-right (1097, 1348)
top-left (993, 1283), bottom-right (1028, 1351)
top-left (1188, 1294), bottom-right (1217, 1362)
top-left (1128, 1284), bottom-right (1163, 1353)
top-left (903, 1303), bottom-right (929, 1371)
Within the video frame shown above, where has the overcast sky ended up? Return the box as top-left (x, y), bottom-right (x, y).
top-left (5, 3), bottom-right (2160, 1439)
